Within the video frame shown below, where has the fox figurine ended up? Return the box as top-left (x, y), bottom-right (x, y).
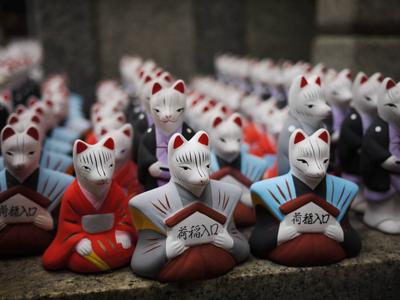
top-left (277, 75), bottom-right (331, 175)
top-left (42, 137), bottom-right (136, 273)
top-left (130, 131), bottom-right (249, 282)
top-left (250, 129), bottom-right (361, 267)
top-left (0, 125), bottom-right (73, 257)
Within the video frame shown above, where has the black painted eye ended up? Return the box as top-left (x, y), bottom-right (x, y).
top-left (307, 104), bottom-right (314, 109)
top-left (180, 166), bottom-right (191, 170)
top-left (206, 164), bottom-right (210, 168)
top-left (28, 151), bottom-right (35, 155)
top-left (177, 108), bottom-right (184, 113)
top-left (237, 139), bottom-right (241, 143)
top-left (120, 149), bottom-right (126, 153)
top-left (220, 138), bottom-right (226, 143)
top-left (385, 103), bottom-right (397, 108)
top-left (323, 159), bottom-right (329, 164)
top-left (365, 96), bottom-right (372, 101)
top-left (6, 151), bottom-right (12, 156)
top-left (83, 166), bottom-right (91, 171)
top-left (154, 108), bottom-right (160, 113)
top-left (332, 91), bottom-right (338, 96)
top-left (297, 159), bottom-right (309, 165)
top-left (109, 164), bottom-right (114, 168)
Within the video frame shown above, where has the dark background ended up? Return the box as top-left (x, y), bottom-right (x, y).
top-left (1, 0), bottom-right (399, 110)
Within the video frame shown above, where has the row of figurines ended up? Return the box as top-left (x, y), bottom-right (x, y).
top-left (0, 123), bottom-right (361, 282)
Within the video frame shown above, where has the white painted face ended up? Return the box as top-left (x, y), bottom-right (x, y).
top-left (288, 75), bottom-right (331, 124)
top-left (352, 72), bottom-right (382, 115)
top-left (256, 100), bottom-right (288, 138)
top-left (1, 125), bottom-right (41, 181)
top-left (168, 131), bottom-right (210, 193)
top-left (150, 80), bottom-right (186, 135)
top-left (98, 123), bottom-right (133, 172)
top-left (378, 78), bottom-right (400, 128)
top-left (139, 73), bottom-right (172, 114)
top-left (325, 69), bottom-right (353, 108)
top-left (289, 128), bottom-right (330, 189)
top-left (210, 113), bottom-right (243, 163)
top-left (73, 137), bottom-right (115, 195)
top-left (93, 112), bottom-right (125, 140)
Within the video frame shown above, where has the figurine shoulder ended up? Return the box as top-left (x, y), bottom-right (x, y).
top-left (129, 182), bottom-right (172, 211)
top-left (209, 179), bottom-right (241, 200)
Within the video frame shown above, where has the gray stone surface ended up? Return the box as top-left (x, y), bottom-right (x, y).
top-left (1, 214), bottom-right (400, 300)
top-left (96, 0), bottom-right (196, 81)
top-left (246, 0), bottom-right (316, 62)
top-left (312, 35), bottom-right (400, 80)
top-left (26, 0), bottom-right (99, 114)
top-left (317, 0), bottom-right (400, 34)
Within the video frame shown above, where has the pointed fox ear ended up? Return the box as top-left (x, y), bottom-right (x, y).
top-left (360, 75), bottom-right (368, 85)
top-left (121, 124), bottom-right (132, 137)
top-left (1, 126), bottom-right (15, 141)
top-left (173, 134), bottom-right (185, 149)
top-left (152, 82), bottom-right (163, 95)
top-left (35, 107), bottom-right (44, 115)
top-left (173, 80), bottom-right (185, 94)
top-left (163, 74), bottom-right (172, 83)
top-left (16, 105), bottom-right (26, 115)
top-left (293, 129), bottom-right (306, 144)
top-left (212, 116), bottom-right (223, 128)
top-left (315, 76), bottom-right (321, 86)
top-left (317, 129), bottom-right (329, 144)
top-left (386, 78), bottom-right (396, 90)
top-left (100, 128), bottom-right (108, 136)
top-left (75, 140), bottom-right (88, 154)
top-left (117, 114), bottom-right (125, 123)
top-left (28, 96), bottom-right (37, 107)
top-left (231, 113), bottom-right (242, 128)
top-left (346, 71), bottom-right (352, 80)
top-left (31, 115), bottom-right (41, 124)
top-left (7, 114), bottom-right (18, 125)
top-left (103, 137), bottom-right (114, 150)
top-left (26, 126), bottom-right (40, 141)
top-left (144, 75), bottom-right (152, 84)
top-left (300, 76), bottom-right (308, 88)
top-left (197, 131), bottom-right (209, 146)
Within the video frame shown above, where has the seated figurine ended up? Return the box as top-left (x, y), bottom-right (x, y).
top-left (137, 80), bottom-right (195, 191)
top-left (209, 113), bottom-right (269, 227)
top-left (361, 78), bottom-right (400, 234)
top-left (250, 128), bottom-right (361, 266)
top-left (42, 137), bottom-right (136, 273)
top-left (0, 125), bottom-right (73, 257)
top-left (130, 131), bottom-right (249, 282)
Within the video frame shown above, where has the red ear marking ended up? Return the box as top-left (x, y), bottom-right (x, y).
top-left (2, 127), bottom-right (15, 141)
top-left (221, 106), bottom-right (228, 114)
top-left (139, 70), bottom-right (144, 79)
top-left (156, 70), bottom-right (163, 77)
top-left (173, 81), bottom-right (185, 94)
top-left (386, 79), bottom-right (396, 90)
top-left (164, 75), bottom-right (171, 82)
top-left (378, 75), bottom-right (384, 82)
top-left (209, 99), bottom-right (217, 107)
top-left (192, 99), bottom-right (199, 106)
top-left (152, 82), bottom-right (162, 95)
top-left (16, 106), bottom-right (25, 115)
top-left (35, 107), bottom-right (44, 115)
top-left (8, 115), bottom-right (18, 125)
top-left (123, 128), bottom-right (131, 137)
top-left (101, 128), bottom-right (107, 135)
top-left (233, 116), bottom-right (242, 127)
top-left (213, 116), bottom-right (223, 128)
top-left (45, 100), bottom-right (53, 108)
top-left (294, 131), bottom-right (306, 144)
top-left (103, 137), bottom-right (114, 150)
top-left (3, 93), bottom-right (9, 101)
top-left (96, 116), bottom-right (102, 122)
top-left (173, 135), bottom-right (184, 149)
top-left (144, 75), bottom-right (152, 84)
top-left (27, 127), bottom-right (39, 141)
top-left (76, 140), bottom-right (88, 154)
top-left (117, 115), bottom-right (125, 122)
top-left (360, 75), bottom-right (368, 85)
top-left (203, 106), bottom-right (209, 113)
top-left (28, 97), bottom-right (37, 107)
top-left (31, 115), bottom-right (40, 124)
top-left (113, 107), bottom-right (118, 113)
top-left (300, 76), bottom-right (308, 88)
top-left (315, 77), bottom-right (321, 86)
top-left (318, 130), bottom-right (329, 143)
top-left (346, 72), bottom-right (352, 80)
top-left (198, 133), bottom-right (209, 146)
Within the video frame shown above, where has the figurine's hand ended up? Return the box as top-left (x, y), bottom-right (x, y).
top-left (277, 222), bottom-right (300, 245)
top-left (165, 234), bottom-right (188, 260)
top-left (33, 211), bottom-right (53, 231)
top-left (76, 238), bottom-right (93, 256)
top-left (212, 228), bottom-right (234, 250)
top-left (148, 161), bottom-right (162, 178)
top-left (324, 224), bottom-right (344, 242)
top-left (115, 230), bottom-right (131, 249)
top-left (381, 155), bottom-right (400, 173)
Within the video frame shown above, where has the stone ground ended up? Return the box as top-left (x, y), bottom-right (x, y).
top-left (1, 213), bottom-right (400, 300)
